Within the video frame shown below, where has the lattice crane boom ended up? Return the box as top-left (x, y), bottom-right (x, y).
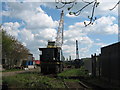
top-left (55, 10), bottom-right (64, 47)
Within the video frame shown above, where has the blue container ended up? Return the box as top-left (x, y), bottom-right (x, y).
top-left (29, 61), bottom-right (33, 65)
top-left (26, 61), bottom-right (29, 65)
top-left (31, 61), bottom-right (33, 65)
top-left (28, 61), bottom-right (30, 65)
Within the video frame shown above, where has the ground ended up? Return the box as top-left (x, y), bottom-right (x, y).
top-left (2, 67), bottom-right (120, 89)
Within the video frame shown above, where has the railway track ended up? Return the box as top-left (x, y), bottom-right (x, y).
top-left (41, 73), bottom-right (91, 89)
top-left (79, 81), bottom-right (90, 89)
top-left (62, 79), bottom-right (90, 89)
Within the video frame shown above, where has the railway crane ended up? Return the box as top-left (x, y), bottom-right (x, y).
top-left (39, 10), bottom-right (64, 74)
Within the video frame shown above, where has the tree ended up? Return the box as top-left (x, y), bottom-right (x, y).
top-left (55, 0), bottom-right (120, 27)
top-left (12, 40), bottom-right (29, 67)
top-left (2, 30), bottom-right (14, 68)
top-left (0, 26), bottom-right (2, 65)
top-left (1, 27), bottom-right (30, 69)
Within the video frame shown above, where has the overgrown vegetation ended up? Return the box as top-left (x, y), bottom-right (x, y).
top-left (2, 72), bottom-right (65, 88)
top-left (58, 67), bottom-right (89, 77)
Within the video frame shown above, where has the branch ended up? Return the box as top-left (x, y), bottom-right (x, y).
top-left (109, 0), bottom-right (120, 10)
top-left (70, 1), bottom-right (94, 16)
top-left (56, 0), bottom-right (77, 9)
top-left (56, 0), bottom-right (100, 27)
top-left (84, 0), bottom-right (98, 26)
top-left (82, 0), bottom-right (94, 4)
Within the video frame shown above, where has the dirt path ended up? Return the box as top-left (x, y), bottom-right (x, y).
top-left (2, 69), bottom-right (40, 77)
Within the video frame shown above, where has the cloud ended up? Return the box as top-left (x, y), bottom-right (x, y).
top-left (94, 42), bottom-right (106, 47)
top-left (96, 39), bottom-right (101, 41)
top-left (2, 2), bottom-right (58, 29)
top-left (68, 16), bottom-right (118, 35)
top-left (62, 26), bottom-right (94, 59)
top-left (89, 16), bottom-right (118, 35)
top-left (25, 12), bottom-right (58, 29)
top-left (2, 22), bottom-right (20, 37)
top-left (20, 28), bottom-right (34, 41)
top-left (2, 22), bottom-right (35, 42)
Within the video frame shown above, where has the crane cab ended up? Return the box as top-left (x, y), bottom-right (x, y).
top-left (47, 41), bottom-right (56, 48)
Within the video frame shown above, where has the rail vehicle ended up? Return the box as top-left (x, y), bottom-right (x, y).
top-left (39, 41), bottom-right (64, 74)
top-left (39, 11), bottom-right (64, 74)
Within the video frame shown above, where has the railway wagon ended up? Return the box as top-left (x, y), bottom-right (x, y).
top-left (39, 47), bottom-right (64, 74)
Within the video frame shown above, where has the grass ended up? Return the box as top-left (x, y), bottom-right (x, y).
top-left (58, 67), bottom-right (89, 77)
top-left (2, 67), bottom-right (89, 88)
top-left (64, 79), bottom-right (80, 82)
top-left (2, 72), bottom-right (65, 88)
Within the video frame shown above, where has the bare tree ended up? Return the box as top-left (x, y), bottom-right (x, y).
top-left (55, 0), bottom-right (119, 27)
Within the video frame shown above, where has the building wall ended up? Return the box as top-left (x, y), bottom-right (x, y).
top-left (82, 58), bottom-right (92, 74)
top-left (28, 54), bottom-right (33, 61)
top-left (101, 42), bottom-right (120, 85)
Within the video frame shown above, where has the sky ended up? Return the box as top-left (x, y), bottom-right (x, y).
top-left (1, 0), bottom-right (119, 60)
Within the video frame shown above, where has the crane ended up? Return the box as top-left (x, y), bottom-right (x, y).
top-left (39, 10), bottom-right (64, 73)
top-left (47, 10), bottom-right (64, 48)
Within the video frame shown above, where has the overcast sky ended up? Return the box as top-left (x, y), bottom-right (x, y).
top-left (1, 0), bottom-right (119, 60)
